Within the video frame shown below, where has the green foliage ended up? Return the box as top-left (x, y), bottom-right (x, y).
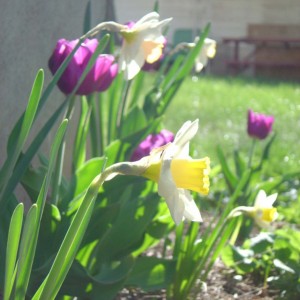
top-left (1, 5), bottom-right (299, 300)
top-left (0, 12), bottom-right (217, 299)
top-left (222, 229), bottom-right (300, 298)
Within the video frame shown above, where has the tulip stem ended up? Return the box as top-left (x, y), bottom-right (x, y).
top-left (98, 93), bottom-right (104, 155)
top-left (51, 96), bottom-right (75, 205)
top-left (248, 138), bottom-right (256, 169)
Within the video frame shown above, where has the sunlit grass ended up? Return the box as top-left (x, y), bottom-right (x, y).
top-left (163, 75), bottom-right (300, 175)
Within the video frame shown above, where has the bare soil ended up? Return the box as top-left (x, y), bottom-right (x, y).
top-left (117, 258), bottom-right (280, 300)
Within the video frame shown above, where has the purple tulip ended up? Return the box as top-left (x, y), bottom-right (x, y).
top-left (131, 129), bottom-right (174, 161)
top-left (48, 38), bottom-right (118, 95)
top-left (247, 109), bottom-right (274, 139)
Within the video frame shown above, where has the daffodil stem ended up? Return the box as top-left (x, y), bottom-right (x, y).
top-left (248, 138), bottom-right (256, 168)
top-left (82, 21), bottom-right (126, 39)
top-left (229, 215), bottom-right (242, 245)
top-left (116, 80), bottom-right (132, 137)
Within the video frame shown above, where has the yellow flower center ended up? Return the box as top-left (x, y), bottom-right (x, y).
top-left (142, 40), bottom-right (163, 63)
top-left (261, 207), bottom-right (277, 222)
top-left (142, 157), bottom-right (210, 195)
top-left (207, 44), bottom-right (216, 58)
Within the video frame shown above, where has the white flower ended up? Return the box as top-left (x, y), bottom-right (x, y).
top-left (228, 190), bottom-right (278, 228)
top-left (142, 120), bottom-right (210, 224)
top-left (119, 12), bottom-right (172, 80)
top-left (194, 38), bottom-right (217, 73)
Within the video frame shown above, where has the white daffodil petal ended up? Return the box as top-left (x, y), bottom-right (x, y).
top-left (180, 189), bottom-right (202, 222)
top-left (195, 53), bottom-right (208, 72)
top-left (173, 119), bottom-right (199, 151)
top-left (265, 193), bottom-right (278, 207)
top-left (134, 12), bottom-right (160, 26)
top-left (120, 39), bottom-right (145, 80)
top-left (195, 61), bottom-right (205, 73)
top-left (177, 143), bottom-right (190, 158)
top-left (254, 190), bottom-right (267, 207)
top-left (158, 159), bottom-right (184, 224)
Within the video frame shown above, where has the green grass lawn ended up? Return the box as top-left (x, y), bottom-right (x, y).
top-left (163, 75), bottom-right (300, 175)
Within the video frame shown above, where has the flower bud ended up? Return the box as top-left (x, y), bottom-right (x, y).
top-left (48, 38), bottom-right (118, 95)
top-left (247, 109), bottom-right (274, 140)
top-left (130, 129), bottom-right (174, 161)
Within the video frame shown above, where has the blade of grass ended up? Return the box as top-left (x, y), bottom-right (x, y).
top-left (4, 203), bottom-right (24, 300)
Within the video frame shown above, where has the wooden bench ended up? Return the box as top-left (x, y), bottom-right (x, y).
top-left (223, 24), bottom-right (300, 80)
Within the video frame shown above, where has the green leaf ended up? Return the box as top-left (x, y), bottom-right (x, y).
top-left (1, 100), bottom-right (68, 209)
top-left (14, 204), bottom-right (38, 300)
top-left (83, 0), bottom-right (92, 33)
top-left (93, 191), bottom-right (160, 264)
top-left (256, 133), bottom-right (276, 171)
top-left (129, 71), bottom-right (145, 109)
top-left (248, 232), bottom-right (274, 253)
top-left (120, 106), bottom-right (147, 138)
top-left (4, 36), bottom-right (92, 174)
top-left (14, 120), bottom-right (68, 299)
top-left (60, 257), bottom-right (134, 300)
top-left (216, 145), bottom-right (238, 192)
top-left (32, 170), bottom-right (104, 300)
top-left (4, 203), bottom-right (24, 300)
top-left (106, 74), bottom-right (123, 144)
top-left (233, 149), bottom-right (246, 177)
top-left (273, 259), bottom-right (296, 274)
top-left (126, 257), bottom-right (176, 291)
top-left (221, 244), bottom-right (256, 275)
top-left (73, 97), bottom-right (91, 171)
top-left (66, 157), bottom-right (106, 202)
top-left (0, 69), bottom-right (44, 204)
top-left (177, 24), bottom-right (210, 80)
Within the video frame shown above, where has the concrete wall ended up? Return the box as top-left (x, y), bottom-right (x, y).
top-left (0, 0), bottom-right (107, 168)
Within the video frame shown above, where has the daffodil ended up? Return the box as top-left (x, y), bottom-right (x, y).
top-left (102, 120), bottom-right (210, 224)
top-left (82, 12), bottom-right (171, 80)
top-left (194, 38), bottom-right (217, 73)
top-left (228, 190), bottom-right (278, 228)
top-left (119, 12), bottom-right (172, 80)
top-left (169, 37), bottom-right (216, 73)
